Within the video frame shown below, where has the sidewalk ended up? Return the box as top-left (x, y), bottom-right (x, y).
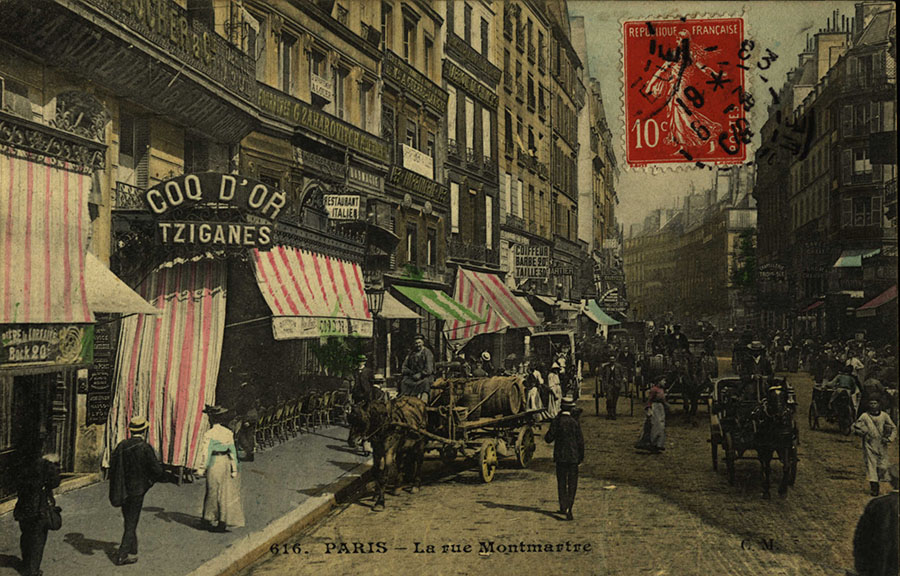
top-left (0, 425), bottom-right (371, 576)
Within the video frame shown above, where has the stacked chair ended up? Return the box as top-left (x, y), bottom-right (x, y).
top-left (252, 388), bottom-right (353, 451)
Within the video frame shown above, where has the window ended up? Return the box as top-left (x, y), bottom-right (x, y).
top-left (482, 108), bottom-right (491, 159)
top-left (118, 111), bottom-right (149, 188)
top-left (854, 148), bottom-right (872, 175)
top-left (424, 36), bottom-right (433, 77)
top-left (465, 97), bottom-right (475, 156)
top-left (527, 74), bottom-right (535, 110)
top-left (248, 12), bottom-right (267, 82)
top-left (464, 3), bottom-right (472, 44)
top-left (446, 0), bottom-right (454, 35)
top-left (359, 81), bottom-right (371, 129)
top-left (406, 222), bottom-right (418, 264)
top-left (427, 131), bottom-right (436, 159)
top-left (403, 18), bottom-right (416, 62)
top-left (485, 196), bottom-right (493, 249)
top-left (450, 182), bottom-right (460, 233)
top-left (406, 118), bottom-right (418, 148)
top-left (336, 4), bottom-right (349, 25)
top-left (447, 86), bottom-right (457, 146)
top-left (528, 126), bottom-right (535, 152)
top-left (519, 180), bottom-right (526, 219)
top-left (480, 18), bottom-right (489, 55)
top-left (502, 173), bottom-right (511, 217)
top-left (504, 109), bottom-right (513, 154)
top-left (427, 228), bottom-right (437, 267)
top-left (503, 50), bottom-right (511, 83)
top-left (381, 2), bottom-right (393, 51)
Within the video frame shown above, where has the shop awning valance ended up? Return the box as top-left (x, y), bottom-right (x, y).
top-left (393, 285), bottom-right (483, 324)
top-left (0, 153), bottom-right (93, 323)
top-left (447, 268), bottom-right (539, 341)
top-left (85, 253), bottom-right (160, 316)
top-left (252, 247), bottom-right (372, 339)
top-left (379, 292), bottom-right (421, 319)
top-left (833, 248), bottom-right (881, 268)
top-left (583, 300), bottom-right (621, 326)
top-left (856, 285), bottom-right (897, 318)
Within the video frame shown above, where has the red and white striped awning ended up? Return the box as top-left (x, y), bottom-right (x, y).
top-left (447, 268), bottom-right (539, 341)
top-left (0, 153), bottom-right (92, 323)
top-left (251, 246), bottom-right (372, 339)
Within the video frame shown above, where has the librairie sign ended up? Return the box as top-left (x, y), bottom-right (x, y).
top-left (324, 195), bottom-right (360, 220)
top-left (515, 244), bottom-right (550, 279)
top-left (2, 324), bottom-right (94, 369)
top-left (143, 172), bottom-right (284, 247)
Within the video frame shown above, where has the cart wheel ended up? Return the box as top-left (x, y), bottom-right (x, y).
top-left (711, 435), bottom-right (719, 471)
top-left (515, 427), bottom-right (536, 469)
top-left (725, 432), bottom-right (736, 486)
top-left (479, 439), bottom-right (498, 483)
top-left (808, 402), bottom-right (819, 430)
top-left (440, 445), bottom-right (458, 466)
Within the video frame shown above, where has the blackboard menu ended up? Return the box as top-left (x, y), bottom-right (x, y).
top-left (87, 314), bottom-right (119, 425)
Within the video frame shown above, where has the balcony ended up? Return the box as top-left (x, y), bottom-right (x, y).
top-left (504, 213), bottom-right (527, 232)
top-left (114, 181), bottom-right (147, 211)
top-left (448, 235), bottom-right (499, 265)
top-left (0, 0), bottom-right (257, 143)
top-left (0, 109), bottom-right (106, 172)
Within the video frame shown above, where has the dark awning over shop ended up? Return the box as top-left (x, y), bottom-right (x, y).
top-left (856, 285), bottom-right (897, 318)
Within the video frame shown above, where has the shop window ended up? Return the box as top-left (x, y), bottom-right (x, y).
top-left (381, 2), bottom-right (393, 51)
top-left (406, 222), bottom-right (418, 264)
top-left (427, 227), bottom-right (437, 267)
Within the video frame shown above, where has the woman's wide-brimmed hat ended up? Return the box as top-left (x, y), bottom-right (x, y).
top-left (129, 416), bottom-right (149, 433)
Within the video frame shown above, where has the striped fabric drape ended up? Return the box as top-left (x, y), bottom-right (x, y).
top-left (0, 151), bottom-right (92, 323)
top-left (447, 268), bottom-right (539, 342)
top-left (103, 258), bottom-right (227, 468)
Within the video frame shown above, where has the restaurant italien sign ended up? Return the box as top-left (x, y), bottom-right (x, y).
top-left (143, 172), bottom-right (284, 247)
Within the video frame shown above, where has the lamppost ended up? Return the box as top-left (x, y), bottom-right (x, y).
top-left (365, 275), bottom-right (384, 376)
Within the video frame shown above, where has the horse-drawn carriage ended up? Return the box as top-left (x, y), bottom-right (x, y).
top-left (809, 382), bottom-right (856, 435)
top-left (709, 375), bottom-right (799, 496)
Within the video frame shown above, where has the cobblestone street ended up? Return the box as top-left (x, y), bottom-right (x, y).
top-left (242, 365), bottom-right (881, 576)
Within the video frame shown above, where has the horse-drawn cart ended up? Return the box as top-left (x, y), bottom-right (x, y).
top-left (418, 376), bottom-right (546, 482)
top-left (709, 376), bottom-right (798, 494)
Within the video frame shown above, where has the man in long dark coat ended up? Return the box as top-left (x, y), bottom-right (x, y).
top-left (545, 397), bottom-right (584, 521)
top-left (602, 354), bottom-right (625, 420)
top-left (400, 334), bottom-right (434, 402)
top-left (14, 449), bottom-right (60, 576)
top-left (108, 416), bottom-right (165, 566)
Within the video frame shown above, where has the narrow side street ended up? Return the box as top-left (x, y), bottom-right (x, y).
top-left (241, 366), bottom-right (873, 576)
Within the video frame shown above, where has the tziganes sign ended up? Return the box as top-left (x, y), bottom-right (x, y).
top-left (143, 172), bottom-right (284, 248)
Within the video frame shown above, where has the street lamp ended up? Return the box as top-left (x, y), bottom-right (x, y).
top-left (365, 283), bottom-right (385, 317)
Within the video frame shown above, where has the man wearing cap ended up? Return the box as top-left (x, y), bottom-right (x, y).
top-left (400, 334), bottom-right (434, 403)
top-left (108, 416), bottom-right (165, 566)
top-left (545, 396), bottom-right (584, 521)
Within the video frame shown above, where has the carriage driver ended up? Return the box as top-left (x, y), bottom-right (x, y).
top-left (828, 364), bottom-right (861, 415)
top-left (400, 334), bottom-right (435, 403)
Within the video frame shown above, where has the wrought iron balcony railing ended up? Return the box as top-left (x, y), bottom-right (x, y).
top-left (114, 181), bottom-right (148, 211)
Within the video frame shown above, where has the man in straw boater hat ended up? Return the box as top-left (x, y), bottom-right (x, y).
top-left (544, 396), bottom-right (584, 521)
top-left (108, 416), bottom-right (165, 566)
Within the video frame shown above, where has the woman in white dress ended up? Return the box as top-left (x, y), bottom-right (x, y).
top-left (546, 363), bottom-right (562, 419)
top-left (196, 405), bottom-right (245, 532)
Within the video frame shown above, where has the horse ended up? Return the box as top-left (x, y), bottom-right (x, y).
top-left (752, 382), bottom-right (797, 499)
top-left (347, 394), bottom-right (427, 510)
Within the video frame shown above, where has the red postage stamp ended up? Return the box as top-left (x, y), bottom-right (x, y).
top-left (624, 17), bottom-right (748, 167)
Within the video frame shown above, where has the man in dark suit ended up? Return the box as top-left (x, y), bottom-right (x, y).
top-left (854, 464), bottom-right (899, 576)
top-left (108, 416), bottom-right (165, 566)
top-left (545, 397), bottom-right (584, 521)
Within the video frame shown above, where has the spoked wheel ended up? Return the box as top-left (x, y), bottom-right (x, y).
top-left (711, 435), bottom-right (719, 471)
top-left (515, 427), bottom-right (536, 469)
top-left (479, 439), bottom-right (498, 483)
top-left (808, 402), bottom-right (819, 430)
top-left (725, 432), bottom-right (736, 486)
top-left (440, 445), bottom-right (458, 466)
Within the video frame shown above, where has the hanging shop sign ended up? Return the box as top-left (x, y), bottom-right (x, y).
top-left (348, 165), bottom-right (383, 193)
top-left (310, 73), bottom-right (333, 102)
top-left (514, 244), bottom-right (550, 279)
top-left (87, 315), bottom-right (118, 425)
top-left (324, 195), bottom-right (360, 220)
top-left (143, 172), bottom-right (284, 248)
top-left (401, 144), bottom-right (434, 179)
top-left (1, 324), bottom-right (94, 370)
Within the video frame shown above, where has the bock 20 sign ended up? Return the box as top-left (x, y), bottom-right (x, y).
top-left (143, 172), bottom-right (285, 247)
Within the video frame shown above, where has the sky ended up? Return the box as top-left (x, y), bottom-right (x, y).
top-left (567, 1), bottom-right (861, 231)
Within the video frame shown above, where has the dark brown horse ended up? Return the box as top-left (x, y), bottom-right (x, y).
top-left (752, 383), bottom-right (797, 498)
top-left (347, 395), bottom-right (427, 510)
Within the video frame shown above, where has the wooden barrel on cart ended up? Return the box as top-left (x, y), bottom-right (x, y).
top-left (462, 376), bottom-right (525, 418)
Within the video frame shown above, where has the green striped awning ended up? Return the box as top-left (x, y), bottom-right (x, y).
top-left (583, 300), bottom-right (621, 326)
top-left (393, 286), bottom-right (484, 324)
